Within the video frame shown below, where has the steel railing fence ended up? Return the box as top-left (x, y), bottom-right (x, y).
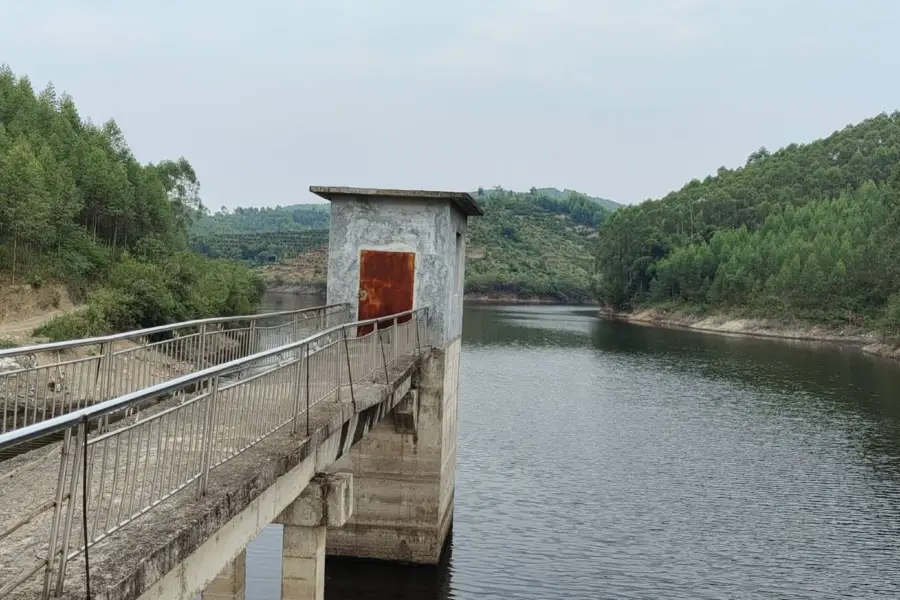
top-left (0, 308), bottom-right (428, 600)
top-left (0, 304), bottom-right (352, 436)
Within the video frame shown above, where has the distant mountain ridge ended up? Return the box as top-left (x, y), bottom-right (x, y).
top-left (192, 187), bottom-right (619, 236)
top-left (191, 187), bottom-right (618, 302)
top-left (531, 188), bottom-right (620, 212)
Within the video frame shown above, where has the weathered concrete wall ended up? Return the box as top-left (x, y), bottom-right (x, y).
top-left (325, 341), bottom-right (460, 563)
top-left (326, 197), bottom-right (468, 347)
top-left (447, 209), bottom-right (467, 341)
top-left (438, 337), bottom-right (461, 533)
top-left (200, 552), bottom-right (245, 600)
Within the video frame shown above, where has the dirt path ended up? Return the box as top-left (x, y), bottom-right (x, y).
top-left (0, 284), bottom-right (84, 344)
top-left (0, 306), bottom-right (82, 339)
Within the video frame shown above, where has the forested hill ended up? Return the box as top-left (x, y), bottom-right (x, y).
top-left (0, 65), bottom-right (264, 340)
top-left (192, 188), bottom-right (619, 302)
top-left (596, 112), bottom-right (900, 333)
top-left (192, 203), bottom-right (330, 235)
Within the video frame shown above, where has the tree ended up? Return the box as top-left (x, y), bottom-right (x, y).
top-left (0, 138), bottom-right (52, 280)
top-left (155, 157), bottom-right (204, 230)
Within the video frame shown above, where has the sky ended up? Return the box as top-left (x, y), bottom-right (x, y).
top-left (2, 0), bottom-right (899, 209)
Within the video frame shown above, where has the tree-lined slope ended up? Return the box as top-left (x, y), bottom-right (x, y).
top-left (596, 112), bottom-right (900, 333)
top-left (0, 65), bottom-right (263, 339)
top-left (465, 188), bottom-right (612, 302)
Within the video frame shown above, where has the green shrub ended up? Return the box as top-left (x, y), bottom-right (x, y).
top-left (881, 294), bottom-right (900, 337)
top-left (33, 252), bottom-right (265, 341)
top-left (34, 307), bottom-right (110, 341)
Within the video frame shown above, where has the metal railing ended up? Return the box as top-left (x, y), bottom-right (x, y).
top-left (0, 304), bottom-right (351, 436)
top-left (0, 308), bottom-right (428, 600)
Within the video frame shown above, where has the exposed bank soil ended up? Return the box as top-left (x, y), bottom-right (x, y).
top-left (266, 281), bottom-right (327, 295)
top-left (258, 248), bottom-right (327, 290)
top-left (608, 308), bottom-right (900, 362)
top-left (0, 283), bottom-right (83, 343)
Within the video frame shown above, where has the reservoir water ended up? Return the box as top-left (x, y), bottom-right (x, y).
top-left (252, 293), bottom-right (900, 599)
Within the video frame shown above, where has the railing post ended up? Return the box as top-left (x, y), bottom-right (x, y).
top-left (97, 342), bottom-right (113, 431)
top-left (305, 343), bottom-right (311, 436)
top-left (370, 325), bottom-right (378, 382)
top-left (54, 422), bottom-right (85, 596)
top-left (291, 350), bottom-right (304, 436)
top-left (336, 330), bottom-right (344, 403)
top-left (249, 321), bottom-right (258, 357)
top-left (198, 323), bottom-right (208, 372)
top-left (392, 318), bottom-right (398, 366)
top-left (415, 311), bottom-right (422, 356)
top-left (42, 427), bottom-right (72, 599)
top-left (198, 376), bottom-right (220, 498)
top-left (98, 342), bottom-right (112, 401)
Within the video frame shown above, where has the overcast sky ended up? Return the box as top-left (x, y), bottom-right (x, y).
top-left (2, 1), bottom-right (898, 209)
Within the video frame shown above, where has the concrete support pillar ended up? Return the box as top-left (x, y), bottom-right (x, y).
top-left (201, 550), bottom-right (246, 600)
top-left (326, 340), bottom-right (460, 564)
top-left (275, 473), bottom-right (353, 600)
top-left (281, 525), bottom-right (326, 600)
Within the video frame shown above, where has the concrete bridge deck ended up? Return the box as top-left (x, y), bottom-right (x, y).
top-left (0, 311), bottom-right (431, 600)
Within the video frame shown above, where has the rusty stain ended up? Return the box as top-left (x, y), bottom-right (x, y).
top-left (358, 250), bottom-right (415, 335)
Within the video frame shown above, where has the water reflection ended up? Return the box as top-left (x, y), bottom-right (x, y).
top-left (590, 318), bottom-right (900, 482)
top-left (462, 304), bottom-right (599, 348)
top-left (257, 292), bottom-right (327, 314)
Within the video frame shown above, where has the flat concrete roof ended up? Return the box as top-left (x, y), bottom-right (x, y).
top-left (309, 186), bottom-right (484, 217)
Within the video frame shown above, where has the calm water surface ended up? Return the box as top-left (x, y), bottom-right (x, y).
top-left (250, 293), bottom-right (900, 599)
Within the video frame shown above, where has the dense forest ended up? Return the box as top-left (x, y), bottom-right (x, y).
top-left (0, 66), bottom-right (264, 340)
top-left (595, 112), bottom-right (900, 334)
top-left (190, 204), bottom-right (331, 262)
top-left (192, 187), bottom-right (618, 302)
top-left (193, 203), bottom-right (330, 235)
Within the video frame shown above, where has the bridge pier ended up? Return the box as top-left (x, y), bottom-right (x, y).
top-left (201, 551), bottom-right (246, 600)
top-left (325, 343), bottom-right (458, 562)
top-left (275, 473), bottom-right (353, 600)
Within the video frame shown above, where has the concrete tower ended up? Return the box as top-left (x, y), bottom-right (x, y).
top-left (309, 186), bottom-right (482, 563)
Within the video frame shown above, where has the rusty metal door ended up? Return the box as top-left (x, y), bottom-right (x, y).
top-left (357, 250), bottom-right (415, 335)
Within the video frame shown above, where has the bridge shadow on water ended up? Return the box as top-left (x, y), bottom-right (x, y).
top-left (325, 538), bottom-right (455, 600)
top-left (246, 524), bottom-right (456, 599)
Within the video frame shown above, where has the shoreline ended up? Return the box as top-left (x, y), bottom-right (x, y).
top-left (264, 282), bottom-right (327, 295)
top-left (263, 285), bottom-right (594, 306)
top-left (463, 294), bottom-right (595, 305)
top-left (605, 308), bottom-right (900, 362)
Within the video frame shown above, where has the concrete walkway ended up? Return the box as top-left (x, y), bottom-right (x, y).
top-left (0, 350), bottom-right (425, 600)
